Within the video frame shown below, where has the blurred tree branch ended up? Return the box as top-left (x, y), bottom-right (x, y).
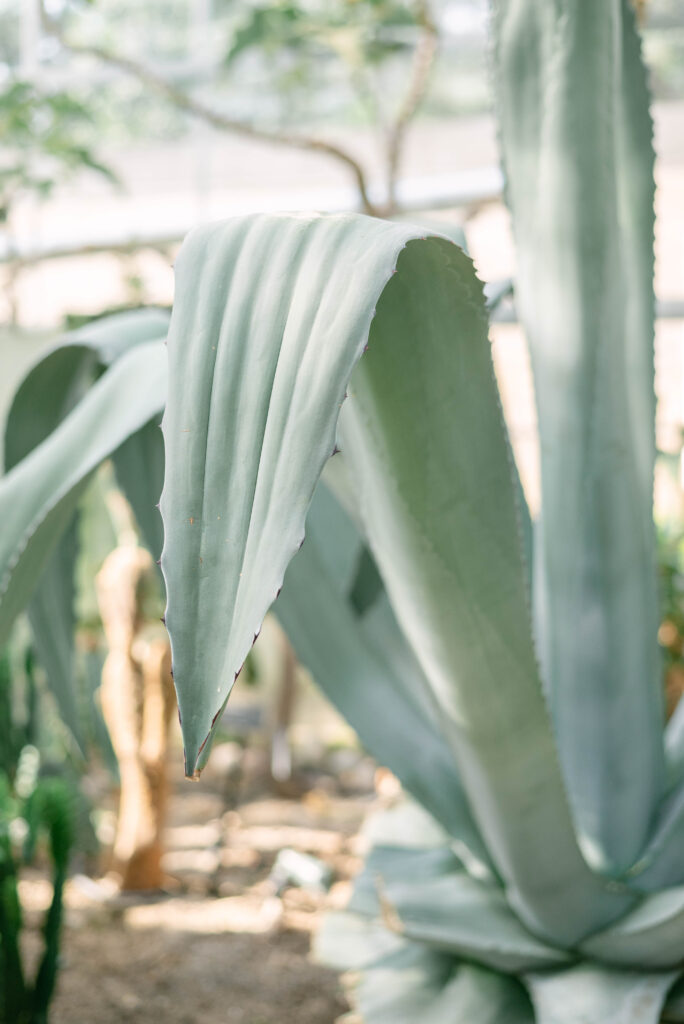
top-left (39, 0), bottom-right (438, 219)
top-left (39, 3), bottom-right (379, 215)
top-left (384, 0), bottom-right (438, 211)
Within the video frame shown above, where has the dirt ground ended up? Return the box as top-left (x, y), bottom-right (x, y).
top-left (20, 746), bottom-right (387, 1024)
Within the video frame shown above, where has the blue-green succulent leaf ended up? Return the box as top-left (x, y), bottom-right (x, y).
top-left (111, 417), bottom-right (165, 563)
top-left (26, 514), bottom-right (82, 749)
top-left (2, 310), bottom-right (170, 738)
top-left (0, 341), bottom-right (167, 650)
top-left (581, 886), bottom-right (684, 969)
top-left (626, 783), bottom-right (684, 891)
top-left (276, 483), bottom-right (491, 868)
top-left (492, 0), bottom-right (663, 872)
top-left (347, 842), bottom-right (571, 973)
top-left (353, 942), bottom-right (534, 1024)
top-left (524, 964), bottom-right (679, 1024)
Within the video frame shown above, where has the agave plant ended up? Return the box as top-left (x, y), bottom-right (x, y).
top-left (1, 0), bottom-right (684, 1021)
top-left (156, 2), bottom-right (684, 1019)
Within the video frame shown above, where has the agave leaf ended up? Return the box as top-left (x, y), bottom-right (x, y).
top-left (353, 943), bottom-right (533, 1024)
top-left (665, 703), bottom-right (684, 791)
top-left (524, 964), bottom-right (679, 1024)
top-left (161, 212), bottom-right (632, 944)
top-left (0, 341), bottom-right (167, 649)
top-left (314, 911), bottom-right (406, 972)
top-left (348, 844), bottom-right (471, 919)
top-left (664, 977), bottom-right (684, 1022)
top-left (580, 886), bottom-right (684, 969)
top-left (26, 515), bottom-right (82, 749)
top-left (492, 0), bottom-right (663, 871)
top-left (361, 799), bottom-right (460, 852)
top-left (484, 277), bottom-right (514, 314)
top-left (347, 844), bottom-right (571, 973)
top-left (111, 417), bottom-right (165, 563)
top-left (3, 309), bottom-right (170, 469)
top-left (626, 783), bottom-right (684, 891)
top-left (276, 483), bottom-right (491, 868)
top-left (2, 311), bottom-right (170, 732)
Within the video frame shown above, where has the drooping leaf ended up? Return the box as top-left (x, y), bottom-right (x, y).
top-left (524, 964), bottom-right (679, 1024)
top-left (161, 212), bottom-right (632, 945)
top-left (492, 0), bottom-right (663, 871)
top-left (0, 341), bottom-right (167, 650)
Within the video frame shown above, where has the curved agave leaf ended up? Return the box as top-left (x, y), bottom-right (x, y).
top-left (161, 212), bottom-right (632, 945)
top-left (2, 311), bottom-right (170, 734)
top-left (665, 703), bottom-right (684, 792)
top-left (348, 844), bottom-right (473, 919)
top-left (626, 783), bottom-right (684, 891)
top-left (362, 799), bottom-right (464, 852)
top-left (353, 943), bottom-right (533, 1024)
top-left (492, 0), bottom-right (663, 871)
top-left (314, 911), bottom-right (407, 972)
top-left (26, 516), bottom-right (81, 747)
top-left (0, 341), bottom-right (167, 650)
top-left (664, 978), bottom-right (684, 1022)
top-left (3, 307), bottom-right (168, 733)
top-left (524, 964), bottom-right (679, 1024)
top-left (3, 309), bottom-right (169, 469)
top-left (351, 845), bottom-right (570, 973)
top-left (276, 483), bottom-right (492, 870)
top-left (580, 886), bottom-right (684, 969)
top-left (111, 418), bottom-right (165, 563)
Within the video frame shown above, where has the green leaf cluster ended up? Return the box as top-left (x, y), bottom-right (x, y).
top-left (0, 78), bottom-right (117, 223)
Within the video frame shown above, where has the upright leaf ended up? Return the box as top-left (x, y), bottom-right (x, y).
top-left (492, 0), bottom-right (663, 871)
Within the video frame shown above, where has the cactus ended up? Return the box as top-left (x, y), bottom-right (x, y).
top-left (0, 765), bottom-right (75, 1024)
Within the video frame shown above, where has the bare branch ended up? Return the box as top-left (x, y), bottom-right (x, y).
top-left (384, 0), bottom-right (439, 214)
top-left (1, 236), bottom-right (177, 268)
top-left (40, 7), bottom-right (379, 216)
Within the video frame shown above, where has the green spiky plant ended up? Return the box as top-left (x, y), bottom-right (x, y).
top-left (0, 651), bottom-right (76, 1024)
top-left (1, 1), bottom-right (684, 1021)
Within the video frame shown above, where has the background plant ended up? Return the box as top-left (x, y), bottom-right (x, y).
top-left (38, 0), bottom-right (440, 216)
top-left (0, 650), bottom-right (76, 1024)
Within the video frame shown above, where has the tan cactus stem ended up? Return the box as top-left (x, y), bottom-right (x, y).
top-left (96, 546), bottom-right (175, 890)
